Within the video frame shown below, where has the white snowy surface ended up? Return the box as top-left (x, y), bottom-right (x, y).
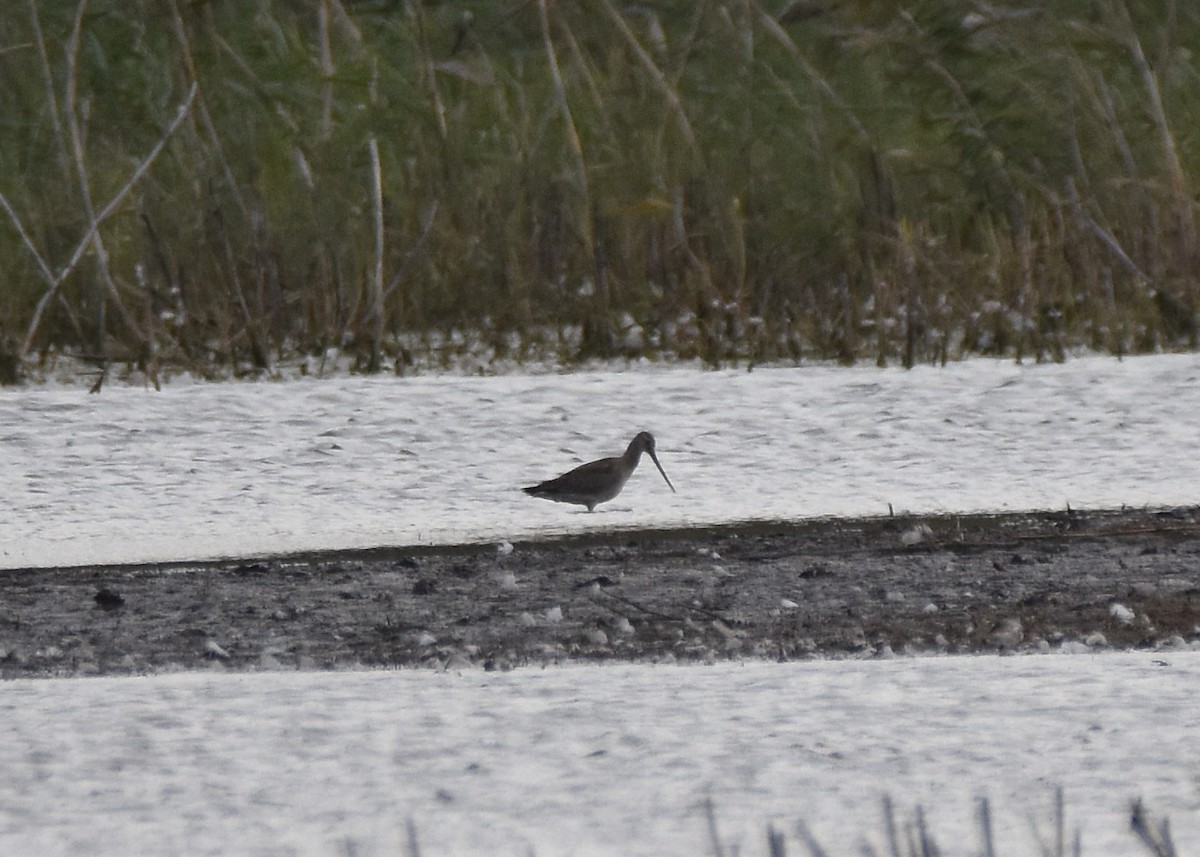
top-left (2, 653), bottom-right (1198, 857)
top-left (4, 353), bottom-right (1200, 570)
top-left (4, 354), bottom-right (1200, 856)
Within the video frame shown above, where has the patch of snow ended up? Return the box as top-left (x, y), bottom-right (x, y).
top-left (1, 654), bottom-right (1198, 856)
top-left (4, 353), bottom-right (1200, 570)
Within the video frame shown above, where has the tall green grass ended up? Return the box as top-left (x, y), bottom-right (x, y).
top-left (1, 1), bottom-right (1198, 383)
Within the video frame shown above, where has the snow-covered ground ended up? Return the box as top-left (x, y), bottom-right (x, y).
top-left (4, 353), bottom-right (1200, 570)
top-left (3, 353), bottom-right (1200, 856)
top-left (2, 654), bottom-right (1197, 856)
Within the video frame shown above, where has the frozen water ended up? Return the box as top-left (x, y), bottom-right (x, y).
top-left (3, 353), bottom-right (1200, 569)
top-left (1, 653), bottom-right (1198, 856)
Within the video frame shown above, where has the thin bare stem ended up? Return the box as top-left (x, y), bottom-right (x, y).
top-left (1130, 798), bottom-right (1177, 857)
top-left (217, 210), bottom-right (268, 370)
top-left (26, 0), bottom-right (69, 174)
top-left (538, 0), bottom-right (591, 232)
top-left (1054, 786), bottom-right (1066, 857)
top-left (538, 0), bottom-right (609, 349)
top-left (595, 0), bottom-right (701, 159)
top-left (751, 0), bottom-right (870, 145)
top-left (0, 192), bottom-right (57, 289)
top-left (767, 823), bottom-right (787, 857)
top-left (167, 0), bottom-right (247, 217)
top-left (410, 0), bottom-right (447, 141)
top-left (366, 135), bottom-right (386, 371)
top-left (207, 26), bottom-right (299, 134)
top-left (318, 0), bottom-right (334, 140)
top-left (404, 817), bottom-right (421, 857)
top-left (18, 84), bottom-right (198, 359)
top-left (794, 820), bottom-right (831, 857)
top-left (67, 2), bottom-right (166, 366)
top-left (1065, 177), bottom-right (1151, 283)
top-left (327, 0), bottom-right (364, 46)
top-left (701, 797), bottom-right (726, 857)
top-left (882, 795), bottom-right (902, 857)
top-left (383, 200), bottom-right (439, 302)
top-left (978, 796), bottom-right (996, 857)
top-left (1112, 0), bottom-right (1193, 252)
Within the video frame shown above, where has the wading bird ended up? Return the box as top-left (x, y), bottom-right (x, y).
top-left (523, 432), bottom-right (676, 512)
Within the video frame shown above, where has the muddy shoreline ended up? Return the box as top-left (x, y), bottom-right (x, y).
top-left (3, 507), bottom-right (1200, 678)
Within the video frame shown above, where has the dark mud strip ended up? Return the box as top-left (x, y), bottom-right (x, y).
top-left (2, 508), bottom-right (1200, 677)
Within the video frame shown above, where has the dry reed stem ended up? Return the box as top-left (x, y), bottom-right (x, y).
top-left (207, 27), bottom-right (300, 135)
top-left (702, 796), bottom-right (726, 857)
top-left (538, 0), bottom-right (606, 345)
top-left (327, 0), bottom-right (364, 46)
top-left (553, 10), bottom-right (609, 125)
top-left (538, 0), bottom-right (590, 210)
top-left (767, 823), bottom-right (787, 857)
top-left (404, 817), bottom-right (421, 857)
top-left (596, 0), bottom-right (701, 160)
top-left (25, 0), bottom-right (69, 175)
top-left (1112, 0), bottom-right (1194, 256)
top-left (1131, 798), bottom-right (1178, 857)
top-left (795, 820), bottom-right (832, 857)
top-left (217, 212), bottom-right (267, 370)
top-left (978, 797), bottom-right (996, 857)
top-left (1055, 785), bottom-right (1067, 857)
top-left (752, 0), bottom-right (870, 145)
top-left (410, 0), bottom-right (447, 141)
top-left (367, 135), bottom-right (386, 371)
top-left (882, 795), bottom-right (901, 857)
top-left (0, 193), bottom-right (57, 289)
top-left (17, 84), bottom-right (198, 359)
top-left (383, 200), bottom-right (440, 303)
top-left (1091, 68), bottom-right (1144, 199)
top-left (63, 0), bottom-right (151, 370)
top-left (318, 0), bottom-right (335, 141)
top-left (1064, 177), bottom-right (1151, 283)
top-left (167, 0), bottom-right (247, 218)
